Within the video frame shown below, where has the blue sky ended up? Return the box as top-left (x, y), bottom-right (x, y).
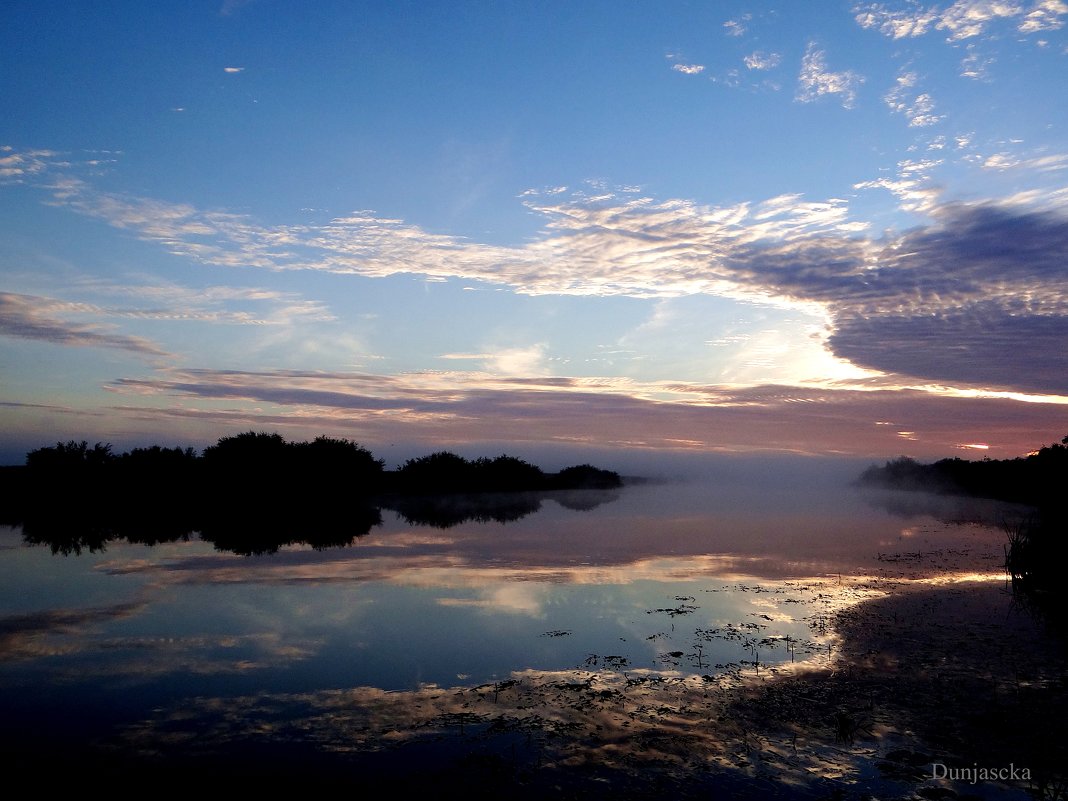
top-left (3, 0), bottom-right (1068, 464)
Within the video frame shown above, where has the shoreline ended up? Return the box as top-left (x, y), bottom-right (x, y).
top-left (99, 571), bottom-right (1067, 797)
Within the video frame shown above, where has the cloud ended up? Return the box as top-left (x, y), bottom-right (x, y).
top-left (796, 43), bottom-right (865, 109)
top-left (765, 203), bottom-right (1068, 393)
top-left (102, 367), bottom-right (1068, 458)
top-left (854, 0), bottom-right (1067, 40)
top-left (830, 308), bottom-right (1068, 394)
top-left (0, 601), bottom-right (146, 659)
top-left (439, 344), bottom-right (549, 375)
top-left (22, 160), bottom-right (872, 299)
top-left (1018, 0), bottom-right (1068, 32)
top-left (0, 147), bottom-right (60, 183)
top-left (854, 3), bottom-right (940, 37)
top-left (744, 52), bottom-right (782, 71)
top-left (0, 281), bottom-right (333, 365)
top-left (9, 148), bottom-right (1068, 396)
top-left (723, 14), bottom-right (750, 36)
top-left (484, 344), bottom-right (550, 376)
top-left (671, 63), bottom-right (705, 75)
top-left (983, 151), bottom-right (1068, 172)
top-left (959, 43), bottom-right (995, 78)
top-left (854, 157), bottom-right (944, 213)
top-left (883, 72), bottom-right (943, 127)
top-left (223, 66), bottom-right (245, 73)
top-left (72, 279), bottom-right (337, 326)
top-left (0, 292), bottom-right (169, 357)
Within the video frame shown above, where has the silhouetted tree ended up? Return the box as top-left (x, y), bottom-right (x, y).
top-left (26, 440), bottom-right (114, 471)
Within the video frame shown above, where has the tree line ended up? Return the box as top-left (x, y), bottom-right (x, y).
top-left (857, 435), bottom-right (1067, 508)
top-left (0, 432), bottom-right (623, 555)
top-left (858, 435), bottom-right (1067, 626)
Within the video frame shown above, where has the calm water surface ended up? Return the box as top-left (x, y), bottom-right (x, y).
top-left (0, 465), bottom-right (1013, 776)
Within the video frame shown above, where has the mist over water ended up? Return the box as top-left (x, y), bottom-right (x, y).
top-left (0, 454), bottom-right (1020, 790)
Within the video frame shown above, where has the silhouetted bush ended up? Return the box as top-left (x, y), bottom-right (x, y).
top-left (550, 464), bottom-right (623, 490)
top-left (292, 436), bottom-right (385, 495)
top-left (470, 455), bottom-right (545, 492)
top-left (397, 451), bottom-right (476, 494)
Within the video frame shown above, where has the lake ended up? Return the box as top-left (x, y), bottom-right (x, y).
top-left (0, 459), bottom-right (1060, 797)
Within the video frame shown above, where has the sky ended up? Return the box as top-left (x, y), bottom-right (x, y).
top-left (2, 0), bottom-right (1068, 466)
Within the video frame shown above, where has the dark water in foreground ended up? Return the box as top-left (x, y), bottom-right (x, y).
top-left (0, 465), bottom-right (1036, 793)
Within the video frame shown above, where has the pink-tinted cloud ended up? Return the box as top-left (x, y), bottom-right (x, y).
top-left (103, 368), bottom-right (1068, 458)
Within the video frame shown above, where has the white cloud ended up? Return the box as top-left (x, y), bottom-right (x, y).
top-left (796, 43), bottom-right (865, 109)
top-left (854, 158), bottom-right (944, 213)
top-left (723, 14), bottom-right (750, 36)
top-left (439, 344), bottom-right (550, 376)
top-left (983, 151), bottom-right (1068, 171)
top-left (743, 51), bottom-right (782, 71)
top-left (855, 1), bottom-right (1066, 40)
top-left (1018, 0), bottom-right (1067, 31)
top-left (484, 344), bottom-right (550, 376)
top-left (854, 3), bottom-right (940, 37)
top-left (883, 72), bottom-right (944, 127)
top-left (224, 66), bottom-right (245, 73)
top-left (671, 63), bottom-right (705, 75)
top-left (938, 1), bottom-right (1025, 39)
top-left (0, 148), bottom-right (59, 182)
top-left (959, 44), bottom-right (995, 78)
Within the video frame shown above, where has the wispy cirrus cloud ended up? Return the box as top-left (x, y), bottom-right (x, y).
top-left (723, 14), bottom-right (751, 36)
top-left (71, 279), bottom-right (337, 326)
top-left (0, 281), bottom-right (333, 358)
top-left (796, 43), bottom-right (864, 109)
top-left (103, 367), bottom-right (1068, 458)
top-left (0, 292), bottom-right (169, 357)
top-left (983, 151), bottom-right (1068, 172)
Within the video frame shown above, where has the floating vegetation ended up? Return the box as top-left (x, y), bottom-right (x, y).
top-left (583, 654), bottom-right (630, 670)
top-left (646, 604), bottom-right (698, 617)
